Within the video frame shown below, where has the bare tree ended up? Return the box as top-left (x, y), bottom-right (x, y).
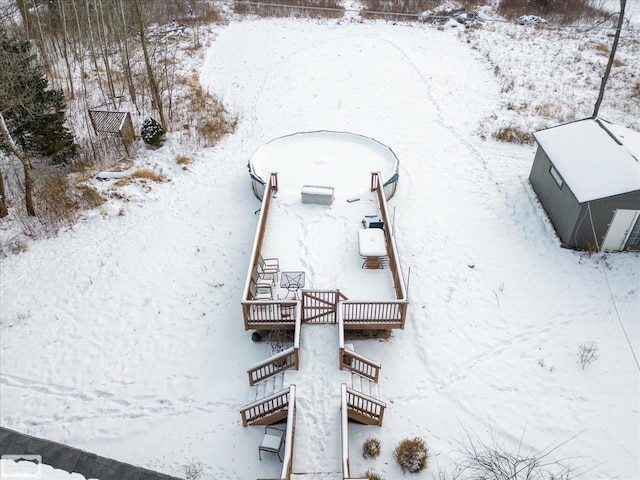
top-left (0, 111), bottom-right (35, 216)
top-left (593, 0), bottom-right (627, 117)
top-left (0, 165), bottom-right (8, 217)
top-left (133, 0), bottom-right (167, 130)
top-left (452, 427), bottom-right (585, 480)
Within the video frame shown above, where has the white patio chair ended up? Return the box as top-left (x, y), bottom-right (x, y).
top-left (251, 268), bottom-right (274, 289)
top-left (258, 253), bottom-right (280, 280)
top-left (259, 425), bottom-right (285, 462)
top-left (249, 281), bottom-right (272, 301)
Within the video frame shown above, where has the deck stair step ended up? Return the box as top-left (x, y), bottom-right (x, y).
top-left (290, 473), bottom-right (343, 479)
top-left (350, 372), bottom-right (379, 399)
top-left (254, 372), bottom-right (287, 401)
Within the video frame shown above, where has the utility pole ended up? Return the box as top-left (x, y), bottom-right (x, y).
top-left (593, 0), bottom-right (627, 117)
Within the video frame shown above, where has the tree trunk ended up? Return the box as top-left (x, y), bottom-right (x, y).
top-left (96, 0), bottom-right (117, 108)
top-left (119, 0), bottom-right (139, 112)
top-left (56, 0), bottom-right (75, 99)
top-left (0, 167), bottom-right (8, 218)
top-left (0, 112), bottom-right (35, 216)
top-left (593, 0), bottom-right (627, 117)
top-left (133, 0), bottom-right (167, 130)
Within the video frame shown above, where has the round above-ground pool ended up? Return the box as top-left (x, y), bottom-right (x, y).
top-left (248, 131), bottom-right (399, 201)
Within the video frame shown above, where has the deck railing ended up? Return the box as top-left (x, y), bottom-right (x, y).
top-left (247, 314), bottom-right (302, 386)
top-left (240, 386), bottom-right (292, 427)
top-left (338, 313), bottom-right (381, 382)
top-left (280, 385), bottom-right (296, 480)
top-left (371, 171), bottom-right (407, 304)
top-left (341, 384), bottom-right (371, 480)
top-left (344, 385), bottom-right (386, 426)
top-left (255, 385), bottom-right (297, 480)
top-left (341, 350), bottom-right (381, 383)
top-left (243, 172), bottom-right (408, 332)
top-left (243, 300), bottom-right (299, 330)
top-left (243, 173), bottom-right (292, 331)
top-left (341, 300), bottom-right (406, 329)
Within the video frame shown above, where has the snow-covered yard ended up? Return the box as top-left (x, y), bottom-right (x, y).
top-left (1, 12), bottom-right (638, 480)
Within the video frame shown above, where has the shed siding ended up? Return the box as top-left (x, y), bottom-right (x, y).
top-left (572, 191), bottom-right (640, 250)
top-left (528, 147), bottom-right (582, 245)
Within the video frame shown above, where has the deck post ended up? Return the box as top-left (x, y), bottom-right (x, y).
top-left (370, 171), bottom-right (379, 191)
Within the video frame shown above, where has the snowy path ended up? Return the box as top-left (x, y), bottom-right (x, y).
top-left (292, 324), bottom-right (346, 477)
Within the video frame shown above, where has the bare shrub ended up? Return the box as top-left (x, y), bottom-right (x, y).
top-left (130, 169), bottom-right (165, 183)
top-left (183, 74), bottom-right (238, 147)
top-left (77, 184), bottom-right (107, 209)
top-left (594, 42), bottom-right (610, 56)
top-left (493, 126), bottom-right (534, 145)
top-left (234, 0), bottom-right (344, 19)
top-left (362, 0), bottom-right (482, 20)
top-left (182, 458), bottom-right (203, 480)
top-left (345, 329), bottom-right (392, 341)
top-left (457, 429), bottom-right (576, 480)
top-left (393, 437), bottom-right (429, 473)
top-left (497, 0), bottom-right (608, 23)
top-left (363, 437), bottom-right (382, 459)
top-left (113, 177), bottom-right (133, 188)
top-left (534, 103), bottom-right (562, 119)
top-left (577, 341), bottom-right (599, 369)
top-left (364, 469), bottom-right (385, 480)
top-left (1, 236), bottom-right (28, 256)
top-left (35, 172), bottom-right (79, 231)
top-left (176, 155), bottom-right (192, 170)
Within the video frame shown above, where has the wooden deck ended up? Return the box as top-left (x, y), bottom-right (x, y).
top-left (240, 314), bottom-right (386, 480)
top-left (242, 172), bottom-right (408, 331)
top-left (240, 172), bottom-right (402, 480)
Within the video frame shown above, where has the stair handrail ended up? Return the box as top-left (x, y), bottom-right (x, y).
top-left (247, 313), bottom-right (302, 386)
top-left (338, 308), bottom-right (381, 382)
top-left (341, 384), bottom-right (369, 480)
top-left (344, 386), bottom-right (386, 427)
top-left (240, 387), bottom-right (290, 427)
top-left (342, 349), bottom-right (381, 383)
top-left (247, 347), bottom-right (296, 386)
top-left (279, 385), bottom-right (296, 480)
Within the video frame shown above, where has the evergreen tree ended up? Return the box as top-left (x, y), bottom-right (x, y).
top-left (141, 116), bottom-right (165, 147)
top-left (0, 29), bottom-right (77, 165)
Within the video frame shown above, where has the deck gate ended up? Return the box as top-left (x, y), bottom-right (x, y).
top-left (301, 290), bottom-right (347, 324)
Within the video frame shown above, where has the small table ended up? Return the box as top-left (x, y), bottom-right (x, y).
top-left (281, 271), bottom-right (305, 298)
top-left (358, 229), bottom-right (388, 269)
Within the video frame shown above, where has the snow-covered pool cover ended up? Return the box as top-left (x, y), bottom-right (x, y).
top-left (248, 131), bottom-right (399, 198)
top-left (533, 118), bottom-right (640, 203)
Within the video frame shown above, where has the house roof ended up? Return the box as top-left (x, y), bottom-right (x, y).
top-left (0, 427), bottom-right (181, 480)
top-left (532, 118), bottom-right (640, 203)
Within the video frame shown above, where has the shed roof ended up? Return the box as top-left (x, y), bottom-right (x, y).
top-left (532, 118), bottom-right (640, 203)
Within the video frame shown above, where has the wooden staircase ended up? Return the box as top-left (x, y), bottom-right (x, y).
top-left (254, 372), bottom-right (287, 401)
top-left (342, 385), bottom-right (385, 427)
top-left (240, 387), bottom-right (293, 427)
top-left (349, 372), bottom-right (379, 399)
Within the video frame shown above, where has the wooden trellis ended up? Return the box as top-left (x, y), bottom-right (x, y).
top-left (88, 110), bottom-right (135, 156)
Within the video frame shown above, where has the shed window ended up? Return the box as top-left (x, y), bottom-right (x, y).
top-left (627, 216), bottom-right (640, 247)
top-left (549, 165), bottom-right (563, 188)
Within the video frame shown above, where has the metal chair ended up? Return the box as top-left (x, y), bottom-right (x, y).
top-left (258, 254), bottom-right (280, 280)
top-left (249, 281), bottom-right (272, 301)
top-left (259, 425), bottom-right (285, 461)
top-left (251, 268), bottom-right (274, 289)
